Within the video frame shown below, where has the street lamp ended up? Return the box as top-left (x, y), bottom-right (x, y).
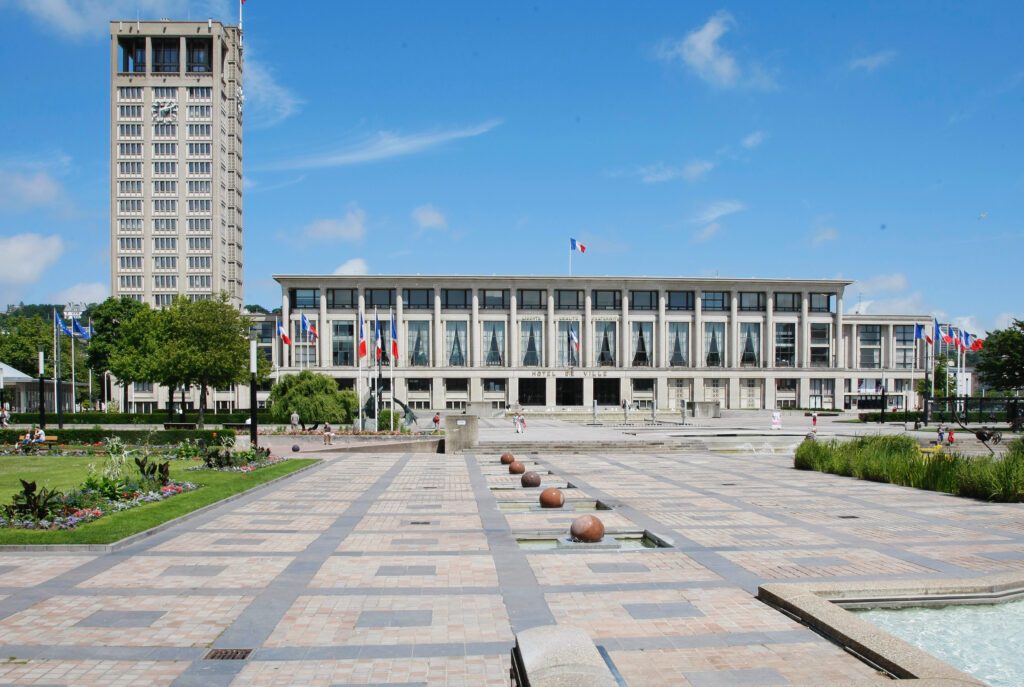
top-left (249, 335), bottom-right (258, 449)
top-left (38, 350), bottom-right (45, 429)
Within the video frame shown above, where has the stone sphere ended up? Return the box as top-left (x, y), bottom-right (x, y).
top-left (291, 444), bottom-right (301, 453)
top-left (508, 461), bottom-right (526, 475)
top-left (570, 515), bottom-right (605, 543)
top-left (521, 471), bottom-right (542, 488)
top-left (500, 452), bottom-right (516, 464)
top-left (539, 487), bottom-right (565, 508)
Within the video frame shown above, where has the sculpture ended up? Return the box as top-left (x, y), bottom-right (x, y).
top-left (508, 461), bottom-right (526, 475)
top-left (569, 515), bottom-right (605, 543)
top-left (539, 487), bottom-right (564, 508)
top-left (521, 471), bottom-right (541, 488)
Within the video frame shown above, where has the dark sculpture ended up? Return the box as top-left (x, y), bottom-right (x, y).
top-left (521, 471), bottom-right (541, 488)
top-left (569, 514), bottom-right (605, 543)
top-left (291, 444), bottom-right (301, 452)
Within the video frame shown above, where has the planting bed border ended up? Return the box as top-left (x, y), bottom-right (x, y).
top-left (757, 573), bottom-right (1024, 685)
top-left (0, 459), bottom-right (320, 553)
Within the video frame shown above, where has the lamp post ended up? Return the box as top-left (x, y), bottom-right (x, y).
top-left (249, 336), bottom-right (258, 449)
top-left (38, 350), bottom-right (45, 429)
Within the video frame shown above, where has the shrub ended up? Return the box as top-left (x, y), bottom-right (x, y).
top-left (4, 480), bottom-right (64, 520)
top-left (375, 409), bottom-right (406, 432)
top-left (0, 429), bottom-right (233, 446)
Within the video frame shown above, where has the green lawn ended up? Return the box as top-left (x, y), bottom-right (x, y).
top-left (0, 457), bottom-right (318, 545)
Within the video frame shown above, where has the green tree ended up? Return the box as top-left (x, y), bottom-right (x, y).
top-left (0, 312), bottom-right (82, 382)
top-left (86, 297), bottom-right (151, 377)
top-left (976, 320), bottom-right (1024, 392)
top-left (244, 304), bottom-right (270, 314)
top-left (917, 358), bottom-right (951, 399)
top-left (268, 371), bottom-right (351, 428)
top-left (152, 296), bottom-right (251, 427)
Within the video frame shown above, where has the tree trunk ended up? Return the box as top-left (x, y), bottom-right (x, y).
top-left (198, 384), bottom-right (206, 429)
top-left (180, 387), bottom-right (186, 416)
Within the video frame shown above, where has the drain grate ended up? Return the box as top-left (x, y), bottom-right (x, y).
top-left (837, 515), bottom-right (859, 519)
top-left (204, 648), bottom-right (252, 660)
top-left (409, 520), bottom-right (433, 525)
top-left (720, 483), bottom-right (737, 486)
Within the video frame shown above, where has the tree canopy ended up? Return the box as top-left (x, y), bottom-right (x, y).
top-left (267, 371), bottom-right (356, 427)
top-left (976, 319), bottom-right (1024, 392)
top-left (87, 297), bottom-right (152, 378)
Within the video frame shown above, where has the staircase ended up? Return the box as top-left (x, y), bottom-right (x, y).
top-left (476, 437), bottom-right (708, 454)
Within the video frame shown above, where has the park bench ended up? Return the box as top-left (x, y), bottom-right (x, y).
top-left (16, 435), bottom-right (59, 451)
top-left (163, 422), bottom-right (198, 430)
top-left (220, 422), bottom-right (250, 430)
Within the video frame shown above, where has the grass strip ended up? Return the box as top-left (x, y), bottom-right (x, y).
top-left (794, 434), bottom-right (1024, 503)
top-left (0, 458), bottom-right (318, 545)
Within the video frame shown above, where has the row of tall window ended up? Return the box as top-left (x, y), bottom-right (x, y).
top-left (118, 143), bottom-right (213, 157)
top-left (117, 237), bottom-right (212, 252)
top-left (289, 288), bottom-right (836, 313)
top-left (283, 319), bottom-right (848, 370)
top-left (117, 37), bottom-right (213, 74)
top-left (117, 123), bottom-right (213, 139)
top-left (117, 218), bottom-right (213, 234)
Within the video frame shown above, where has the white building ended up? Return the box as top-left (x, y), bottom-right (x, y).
top-left (272, 274), bottom-right (931, 412)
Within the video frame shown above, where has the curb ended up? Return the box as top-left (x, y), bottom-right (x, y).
top-left (0, 459), bottom-right (322, 554)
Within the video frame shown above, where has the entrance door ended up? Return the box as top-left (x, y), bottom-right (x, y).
top-left (518, 378), bottom-right (546, 406)
top-left (740, 379), bottom-right (762, 409)
top-left (555, 378), bottom-right (583, 406)
top-left (593, 378), bottom-right (620, 406)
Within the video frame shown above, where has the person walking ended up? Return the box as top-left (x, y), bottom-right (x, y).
top-left (947, 428), bottom-right (955, 447)
top-left (513, 413), bottom-right (522, 434)
top-left (290, 410), bottom-right (300, 434)
top-left (433, 413), bottom-right (440, 430)
top-left (811, 412), bottom-right (818, 430)
top-left (937, 424), bottom-right (945, 444)
top-left (519, 413), bottom-right (527, 434)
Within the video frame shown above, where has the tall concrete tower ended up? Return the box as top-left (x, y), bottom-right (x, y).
top-left (109, 19), bottom-right (243, 307)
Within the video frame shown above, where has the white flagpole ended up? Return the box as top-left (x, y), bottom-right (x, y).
top-left (52, 309), bottom-right (58, 415)
top-left (389, 308), bottom-right (395, 431)
top-left (569, 241), bottom-right (573, 276)
top-left (70, 322), bottom-right (76, 413)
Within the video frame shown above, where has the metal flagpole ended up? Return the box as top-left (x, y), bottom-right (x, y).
top-left (70, 319), bottom-right (76, 413)
top-left (569, 241), bottom-right (572, 276)
top-left (389, 308), bottom-right (395, 432)
top-left (52, 309), bottom-right (57, 420)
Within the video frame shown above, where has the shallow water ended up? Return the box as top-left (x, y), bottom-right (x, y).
top-left (856, 599), bottom-right (1024, 687)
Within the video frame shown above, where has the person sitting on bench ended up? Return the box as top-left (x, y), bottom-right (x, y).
top-left (21, 426), bottom-right (45, 446)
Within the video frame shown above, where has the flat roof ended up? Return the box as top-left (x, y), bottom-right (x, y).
top-left (273, 274), bottom-right (855, 286)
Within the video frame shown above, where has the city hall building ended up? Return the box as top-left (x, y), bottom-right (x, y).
top-left (273, 275), bottom-right (929, 412)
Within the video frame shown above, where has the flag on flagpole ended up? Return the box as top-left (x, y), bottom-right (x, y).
top-left (300, 313), bottom-right (318, 341)
top-left (914, 323), bottom-right (925, 342)
top-left (55, 312), bottom-right (73, 337)
top-left (358, 311), bottom-right (367, 359)
top-left (374, 311), bottom-right (382, 361)
top-left (390, 310), bottom-right (399, 360)
top-left (277, 319), bottom-right (291, 345)
top-left (569, 237), bottom-right (587, 253)
top-left (73, 319), bottom-right (92, 340)
top-left (940, 324), bottom-right (954, 344)
top-left (569, 326), bottom-right (580, 353)
top-left (971, 336), bottom-right (985, 351)
top-left (927, 320), bottom-right (937, 345)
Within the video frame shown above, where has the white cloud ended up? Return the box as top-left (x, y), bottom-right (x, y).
top-left (0, 233), bottom-right (64, 285)
top-left (244, 53), bottom-right (303, 129)
top-left (51, 281), bottom-right (108, 305)
top-left (635, 163), bottom-right (682, 184)
top-left (411, 204), bottom-right (447, 230)
top-left (995, 312), bottom-right (1021, 330)
top-left (0, 170), bottom-right (62, 210)
top-left (847, 293), bottom-right (926, 315)
top-left (848, 50), bottom-right (897, 73)
top-left (682, 160), bottom-right (715, 182)
top-left (266, 120), bottom-right (502, 171)
top-left (304, 203), bottom-right (366, 241)
top-left (741, 130), bottom-right (765, 149)
top-left (692, 223), bottom-right (721, 242)
top-left (812, 227), bottom-right (839, 245)
top-left (848, 273), bottom-right (908, 296)
top-left (333, 258), bottom-right (369, 276)
top-left (656, 12), bottom-right (777, 90)
top-left (691, 200), bottom-right (745, 225)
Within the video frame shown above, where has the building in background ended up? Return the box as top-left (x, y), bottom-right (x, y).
top-left (109, 19), bottom-right (244, 308)
top-left (272, 275), bottom-right (931, 412)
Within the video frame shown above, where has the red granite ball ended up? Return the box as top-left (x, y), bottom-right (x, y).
top-left (539, 487), bottom-right (565, 508)
top-left (569, 515), bottom-right (605, 543)
top-left (500, 452), bottom-right (516, 465)
top-left (521, 471), bottom-right (542, 488)
top-left (508, 461), bottom-right (526, 475)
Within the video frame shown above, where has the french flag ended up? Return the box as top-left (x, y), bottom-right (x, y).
top-left (570, 237), bottom-right (586, 253)
top-left (390, 310), bottom-right (399, 361)
top-left (301, 313), bottom-right (318, 341)
top-left (374, 312), bottom-right (382, 361)
top-left (277, 319), bottom-right (291, 346)
top-left (940, 324), bottom-right (954, 345)
top-left (569, 326), bottom-right (580, 353)
top-left (358, 312), bottom-right (367, 359)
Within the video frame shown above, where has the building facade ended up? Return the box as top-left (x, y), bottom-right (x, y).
top-left (274, 275), bottom-right (931, 412)
top-left (109, 19), bottom-right (244, 308)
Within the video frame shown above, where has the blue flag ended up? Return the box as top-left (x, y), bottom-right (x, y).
top-left (55, 312), bottom-right (72, 337)
top-left (73, 319), bottom-right (92, 340)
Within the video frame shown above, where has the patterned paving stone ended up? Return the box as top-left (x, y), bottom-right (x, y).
top-left (528, 551), bottom-right (720, 586)
top-left (76, 610), bottom-right (166, 628)
top-left (719, 547), bottom-right (939, 579)
top-left (0, 555), bottom-right (96, 588)
top-left (230, 656), bottom-right (509, 686)
top-left (78, 556), bottom-right (292, 589)
top-left (313, 555), bottom-right (497, 589)
top-left (150, 531), bottom-right (318, 553)
top-left (0, 660), bottom-right (189, 686)
top-left (336, 532), bottom-right (491, 553)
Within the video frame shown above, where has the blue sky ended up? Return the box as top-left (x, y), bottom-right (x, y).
top-left (0, 1), bottom-right (1021, 334)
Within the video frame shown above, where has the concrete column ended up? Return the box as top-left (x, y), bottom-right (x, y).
top-left (886, 323), bottom-right (895, 370)
top-left (621, 289), bottom-right (630, 368)
top-left (835, 293), bottom-right (845, 368)
top-left (432, 376), bottom-right (444, 409)
top-left (657, 290), bottom-right (666, 368)
top-left (319, 290), bottom-right (329, 368)
top-left (765, 374), bottom-right (777, 409)
top-left (766, 292), bottom-right (775, 369)
top-left (694, 292), bottom-right (703, 368)
top-left (510, 288), bottom-right (519, 367)
top-left (800, 292), bottom-right (810, 368)
top-left (547, 291), bottom-right (556, 367)
top-left (545, 376), bottom-right (556, 407)
top-left (584, 289), bottom-right (592, 367)
top-left (582, 377), bottom-right (594, 406)
top-left (693, 375), bottom-right (705, 402)
top-left (433, 287), bottom-right (442, 368)
top-left (281, 290), bottom-right (291, 368)
top-left (730, 292), bottom-right (739, 368)
top-left (471, 290), bottom-right (480, 368)
top-left (656, 377), bottom-right (668, 411)
top-left (799, 377), bottom-right (811, 408)
top-left (727, 377), bottom-right (739, 409)
top-left (396, 291), bottom-right (405, 368)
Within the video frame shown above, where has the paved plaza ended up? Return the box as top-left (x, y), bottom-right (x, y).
top-left (0, 417), bottom-right (1021, 685)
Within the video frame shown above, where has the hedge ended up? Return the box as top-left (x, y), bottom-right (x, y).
top-left (857, 411), bottom-right (1010, 423)
top-left (0, 428), bottom-right (234, 445)
top-left (8, 411), bottom-right (269, 426)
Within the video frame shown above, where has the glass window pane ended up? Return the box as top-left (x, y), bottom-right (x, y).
top-left (444, 321), bottom-right (468, 366)
top-left (520, 320), bottom-right (544, 366)
top-left (668, 322), bottom-right (689, 366)
top-left (483, 321), bottom-right (506, 366)
top-left (631, 321), bottom-right (654, 366)
top-left (740, 322), bottom-right (761, 366)
top-left (331, 321), bottom-right (354, 366)
top-left (704, 322), bottom-right (725, 366)
top-left (557, 321), bottom-right (581, 366)
top-left (407, 321), bottom-right (430, 366)
top-left (595, 321), bottom-right (616, 366)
